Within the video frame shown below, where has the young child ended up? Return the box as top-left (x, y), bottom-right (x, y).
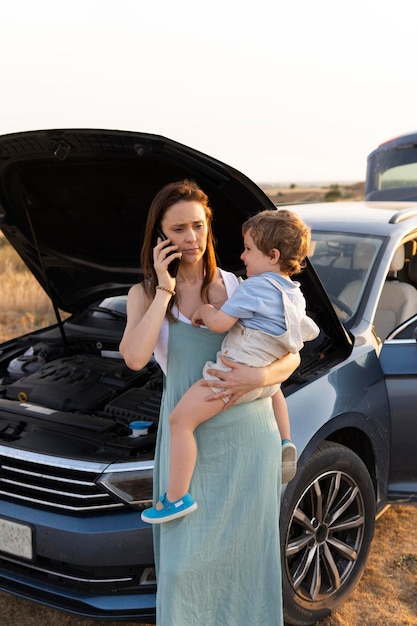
top-left (141, 209), bottom-right (319, 524)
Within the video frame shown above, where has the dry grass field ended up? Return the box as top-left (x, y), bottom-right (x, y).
top-left (0, 186), bottom-right (416, 625)
top-left (0, 235), bottom-right (56, 341)
top-left (262, 181), bottom-right (365, 205)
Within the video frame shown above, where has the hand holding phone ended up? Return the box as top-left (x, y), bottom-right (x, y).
top-left (156, 229), bottom-right (180, 277)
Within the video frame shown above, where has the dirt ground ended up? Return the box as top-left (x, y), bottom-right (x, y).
top-left (0, 504), bottom-right (415, 625)
top-left (320, 505), bottom-right (417, 626)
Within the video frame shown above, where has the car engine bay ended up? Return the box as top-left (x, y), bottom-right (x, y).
top-left (0, 317), bottom-right (163, 462)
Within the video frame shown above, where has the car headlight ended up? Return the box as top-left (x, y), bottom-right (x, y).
top-left (97, 461), bottom-right (154, 509)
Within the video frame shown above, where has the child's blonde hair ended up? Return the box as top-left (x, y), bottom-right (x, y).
top-left (242, 209), bottom-right (311, 276)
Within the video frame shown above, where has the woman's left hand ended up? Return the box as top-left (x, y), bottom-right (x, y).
top-left (201, 352), bottom-right (300, 409)
top-left (201, 356), bottom-right (262, 409)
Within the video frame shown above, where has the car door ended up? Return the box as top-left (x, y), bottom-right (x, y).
top-left (379, 314), bottom-right (417, 500)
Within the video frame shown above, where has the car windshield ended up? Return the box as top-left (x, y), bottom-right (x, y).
top-left (308, 232), bottom-right (382, 323)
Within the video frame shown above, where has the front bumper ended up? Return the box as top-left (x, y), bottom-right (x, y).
top-left (0, 499), bottom-right (156, 621)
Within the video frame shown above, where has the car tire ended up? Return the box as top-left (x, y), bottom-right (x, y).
top-left (280, 441), bottom-right (376, 626)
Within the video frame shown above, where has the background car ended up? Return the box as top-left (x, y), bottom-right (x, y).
top-left (366, 131), bottom-right (417, 201)
top-left (0, 129), bottom-right (416, 626)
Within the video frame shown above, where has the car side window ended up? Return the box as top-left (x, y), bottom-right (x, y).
top-left (374, 244), bottom-right (417, 341)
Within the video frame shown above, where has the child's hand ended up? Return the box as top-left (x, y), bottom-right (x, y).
top-left (191, 307), bottom-right (204, 327)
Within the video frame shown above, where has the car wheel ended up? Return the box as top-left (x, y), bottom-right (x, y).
top-left (281, 441), bottom-right (376, 626)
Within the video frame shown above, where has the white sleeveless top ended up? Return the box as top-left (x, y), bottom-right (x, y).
top-left (154, 269), bottom-right (239, 375)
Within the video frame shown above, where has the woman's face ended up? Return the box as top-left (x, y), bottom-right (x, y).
top-left (160, 200), bottom-right (208, 267)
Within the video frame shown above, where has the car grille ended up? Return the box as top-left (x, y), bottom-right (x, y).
top-left (0, 446), bottom-right (123, 513)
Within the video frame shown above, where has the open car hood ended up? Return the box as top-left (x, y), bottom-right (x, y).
top-left (0, 129), bottom-right (276, 312)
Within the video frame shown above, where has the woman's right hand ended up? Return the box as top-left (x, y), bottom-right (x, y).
top-left (153, 236), bottom-right (181, 291)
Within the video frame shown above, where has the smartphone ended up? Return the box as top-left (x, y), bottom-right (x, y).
top-left (156, 228), bottom-right (180, 277)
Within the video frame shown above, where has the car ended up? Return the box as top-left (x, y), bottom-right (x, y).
top-left (282, 201), bottom-right (417, 624)
top-left (0, 129), bottom-right (416, 626)
top-left (366, 131), bottom-right (417, 201)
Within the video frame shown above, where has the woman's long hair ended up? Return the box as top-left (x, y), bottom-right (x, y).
top-left (141, 179), bottom-right (217, 319)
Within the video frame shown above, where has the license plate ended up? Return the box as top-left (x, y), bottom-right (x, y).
top-left (0, 517), bottom-right (33, 560)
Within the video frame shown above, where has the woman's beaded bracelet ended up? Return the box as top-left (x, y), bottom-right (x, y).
top-left (156, 285), bottom-right (176, 297)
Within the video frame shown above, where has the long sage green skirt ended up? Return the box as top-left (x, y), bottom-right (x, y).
top-left (152, 320), bottom-right (283, 625)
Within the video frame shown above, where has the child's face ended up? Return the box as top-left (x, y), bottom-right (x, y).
top-left (240, 230), bottom-right (278, 277)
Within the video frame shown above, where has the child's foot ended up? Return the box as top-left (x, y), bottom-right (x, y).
top-left (282, 440), bottom-right (297, 483)
top-left (141, 492), bottom-right (197, 524)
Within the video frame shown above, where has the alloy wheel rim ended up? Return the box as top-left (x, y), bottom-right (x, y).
top-left (285, 470), bottom-right (366, 603)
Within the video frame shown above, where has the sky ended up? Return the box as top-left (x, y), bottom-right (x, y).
top-left (2, 0), bottom-right (416, 184)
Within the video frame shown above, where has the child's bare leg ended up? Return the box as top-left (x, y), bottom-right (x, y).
top-left (165, 381), bottom-right (224, 503)
top-left (272, 389), bottom-right (290, 440)
top-left (141, 383), bottom-right (225, 523)
top-left (272, 389), bottom-right (297, 483)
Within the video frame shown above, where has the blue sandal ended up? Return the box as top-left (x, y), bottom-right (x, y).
top-left (141, 492), bottom-right (197, 524)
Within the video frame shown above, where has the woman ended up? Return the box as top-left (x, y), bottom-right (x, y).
top-left (120, 179), bottom-right (299, 625)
